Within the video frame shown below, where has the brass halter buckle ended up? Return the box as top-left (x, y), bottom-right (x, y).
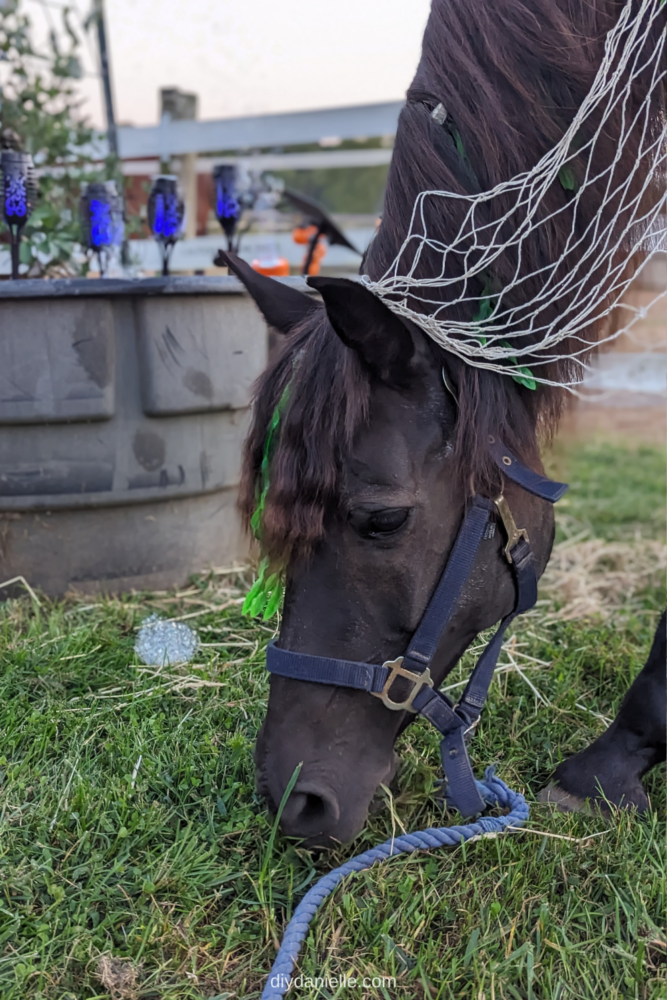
top-left (494, 494), bottom-right (530, 564)
top-left (372, 656), bottom-right (434, 712)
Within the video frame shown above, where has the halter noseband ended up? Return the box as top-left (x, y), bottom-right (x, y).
top-left (266, 440), bottom-right (567, 818)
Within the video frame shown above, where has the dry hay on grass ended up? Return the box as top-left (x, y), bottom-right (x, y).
top-left (540, 537), bottom-right (666, 621)
top-left (96, 955), bottom-right (140, 999)
top-left (137, 564), bottom-right (251, 617)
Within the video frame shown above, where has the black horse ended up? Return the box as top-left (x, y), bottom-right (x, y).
top-left (224, 0), bottom-right (666, 845)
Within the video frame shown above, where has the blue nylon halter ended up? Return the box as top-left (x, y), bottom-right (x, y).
top-left (267, 440), bottom-right (567, 818)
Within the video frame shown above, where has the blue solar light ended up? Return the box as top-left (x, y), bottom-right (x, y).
top-left (153, 193), bottom-right (165, 235)
top-left (89, 197), bottom-right (113, 248)
top-left (216, 187), bottom-right (240, 221)
top-left (213, 164), bottom-right (241, 251)
top-left (1, 149), bottom-right (37, 278)
top-left (152, 191), bottom-right (181, 239)
top-left (4, 175), bottom-right (27, 219)
top-left (147, 175), bottom-right (184, 276)
top-left (79, 181), bottom-right (125, 276)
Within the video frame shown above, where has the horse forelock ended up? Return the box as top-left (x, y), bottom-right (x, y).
top-left (239, 306), bottom-right (554, 566)
top-left (238, 309), bottom-right (370, 566)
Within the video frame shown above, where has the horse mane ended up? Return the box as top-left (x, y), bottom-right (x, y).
top-left (241, 0), bottom-right (666, 564)
top-left (364, 0), bottom-right (666, 386)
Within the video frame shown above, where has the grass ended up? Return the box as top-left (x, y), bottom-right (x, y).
top-left (547, 441), bottom-right (666, 543)
top-left (0, 441), bottom-right (665, 1000)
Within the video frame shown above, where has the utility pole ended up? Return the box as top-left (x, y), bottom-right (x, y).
top-left (160, 89), bottom-right (199, 241)
top-left (94, 0), bottom-right (118, 157)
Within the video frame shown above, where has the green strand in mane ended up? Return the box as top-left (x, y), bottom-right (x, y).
top-left (242, 381), bottom-right (292, 620)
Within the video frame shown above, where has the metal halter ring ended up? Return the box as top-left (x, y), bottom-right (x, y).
top-left (372, 656), bottom-right (434, 712)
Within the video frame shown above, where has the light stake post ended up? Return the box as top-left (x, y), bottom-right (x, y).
top-left (147, 175), bottom-right (184, 276)
top-left (213, 165), bottom-right (241, 251)
top-left (1, 150), bottom-right (36, 279)
top-left (80, 180), bottom-right (124, 276)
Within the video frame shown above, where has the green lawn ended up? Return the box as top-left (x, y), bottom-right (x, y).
top-left (0, 442), bottom-right (665, 1000)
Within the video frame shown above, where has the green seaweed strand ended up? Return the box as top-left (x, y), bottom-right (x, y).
top-left (242, 382), bottom-right (291, 621)
top-left (242, 555), bottom-right (284, 621)
top-left (250, 382), bottom-right (291, 539)
top-left (472, 281), bottom-right (537, 391)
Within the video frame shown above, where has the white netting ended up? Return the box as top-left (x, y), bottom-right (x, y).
top-left (362, 0), bottom-right (666, 389)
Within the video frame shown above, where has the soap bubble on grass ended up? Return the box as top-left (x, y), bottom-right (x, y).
top-left (134, 613), bottom-right (199, 667)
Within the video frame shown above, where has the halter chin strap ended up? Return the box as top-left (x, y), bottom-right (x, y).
top-left (266, 444), bottom-right (567, 818)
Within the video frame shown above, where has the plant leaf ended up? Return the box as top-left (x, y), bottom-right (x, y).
top-left (511, 368), bottom-right (538, 391)
top-left (558, 165), bottom-right (577, 192)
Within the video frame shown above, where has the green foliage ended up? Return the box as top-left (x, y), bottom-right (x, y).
top-left (0, 0), bottom-right (111, 275)
top-left (548, 441), bottom-right (666, 542)
top-left (558, 165), bottom-right (578, 192)
top-left (0, 444), bottom-right (664, 998)
top-left (0, 0), bottom-right (91, 163)
top-left (472, 288), bottom-right (537, 390)
top-left (17, 195), bottom-right (81, 273)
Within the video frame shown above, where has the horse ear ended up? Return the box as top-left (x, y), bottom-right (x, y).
top-left (306, 276), bottom-right (416, 383)
top-left (216, 251), bottom-right (318, 334)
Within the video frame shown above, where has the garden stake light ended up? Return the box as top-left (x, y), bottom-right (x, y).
top-left (80, 180), bottom-right (124, 277)
top-left (213, 164), bottom-right (241, 252)
top-left (1, 150), bottom-right (36, 279)
top-left (147, 174), bottom-right (184, 276)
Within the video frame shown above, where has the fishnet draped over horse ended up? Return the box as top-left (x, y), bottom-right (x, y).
top-left (362, 0), bottom-right (666, 388)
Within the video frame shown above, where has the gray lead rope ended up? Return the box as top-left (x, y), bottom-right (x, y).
top-left (261, 769), bottom-right (529, 1000)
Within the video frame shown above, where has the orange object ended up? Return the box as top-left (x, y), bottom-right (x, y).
top-left (292, 225), bottom-right (328, 275)
top-left (292, 224), bottom-right (319, 245)
top-left (305, 240), bottom-right (327, 276)
top-left (251, 257), bottom-right (290, 277)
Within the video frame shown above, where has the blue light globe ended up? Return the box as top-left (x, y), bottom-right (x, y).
top-left (1, 149), bottom-right (37, 278)
top-left (80, 180), bottom-right (125, 276)
top-left (147, 175), bottom-right (184, 275)
top-left (213, 164), bottom-right (241, 250)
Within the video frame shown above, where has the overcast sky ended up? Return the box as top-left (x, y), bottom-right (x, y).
top-left (34, 0), bottom-right (432, 128)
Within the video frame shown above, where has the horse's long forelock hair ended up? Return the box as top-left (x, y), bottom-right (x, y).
top-left (241, 0), bottom-right (666, 564)
top-left (239, 313), bottom-right (546, 564)
top-left (239, 313), bottom-right (371, 565)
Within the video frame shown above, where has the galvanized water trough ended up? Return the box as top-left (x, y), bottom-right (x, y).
top-left (0, 275), bottom-right (277, 597)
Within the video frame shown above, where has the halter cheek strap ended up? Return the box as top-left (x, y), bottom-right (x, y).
top-left (487, 437), bottom-right (568, 503)
top-left (266, 445), bottom-right (567, 818)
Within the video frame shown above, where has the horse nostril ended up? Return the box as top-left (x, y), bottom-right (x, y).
top-left (279, 783), bottom-right (341, 840)
top-left (298, 793), bottom-right (327, 824)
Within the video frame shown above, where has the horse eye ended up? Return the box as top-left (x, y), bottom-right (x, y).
top-left (349, 507), bottom-right (411, 539)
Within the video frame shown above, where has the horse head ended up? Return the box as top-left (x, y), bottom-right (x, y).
top-left (225, 253), bottom-right (556, 845)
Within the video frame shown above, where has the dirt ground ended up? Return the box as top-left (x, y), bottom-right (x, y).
top-left (556, 266), bottom-right (665, 449)
top-left (558, 398), bottom-right (665, 448)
